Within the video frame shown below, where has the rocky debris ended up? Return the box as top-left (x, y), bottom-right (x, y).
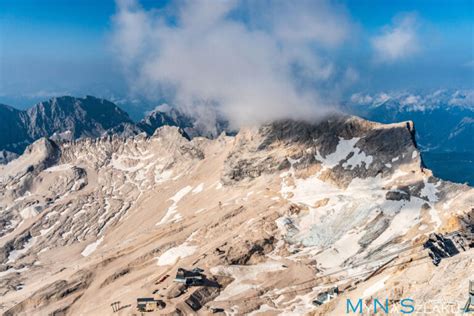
top-left (3, 269), bottom-right (93, 316)
top-left (185, 286), bottom-right (221, 311)
top-left (385, 190), bottom-right (410, 201)
top-left (358, 214), bottom-right (391, 248)
top-left (0, 231), bottom-right (32, 263)
top-left (166, 283), bottom-right (187, 299)
top-left (100, 268), bottom-right (130, 289)
top-left (224, 237), bottom-right (275, 265)
top-left (423, 230), bottom-right (473, 265)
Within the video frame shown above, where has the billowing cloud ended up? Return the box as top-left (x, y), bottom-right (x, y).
top-left (111, 0), bottom-right (353, 130)
top-left (371, 14), bottom-right (419, 63)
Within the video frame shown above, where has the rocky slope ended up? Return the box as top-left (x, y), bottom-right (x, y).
top-left (138, 106), bottom-right (229, 139)
top-left (137, 106), bottom-right (194, 137)
top-left (0, 116), bottom-right (472, 315)
top-left (0, 96), bottom-right (138, 155)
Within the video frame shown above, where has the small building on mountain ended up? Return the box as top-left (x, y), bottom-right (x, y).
top-left (174, 268), bottom-right (205, 286)
top-left (136, 298), bottom-right (165, 312)
top-left (312, 287), bottom-right (339, 306)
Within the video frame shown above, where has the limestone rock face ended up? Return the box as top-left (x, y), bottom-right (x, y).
top-left (0, 117), bottom-right (472, 315)
top-left (222, 117), bottom-right (420, 187)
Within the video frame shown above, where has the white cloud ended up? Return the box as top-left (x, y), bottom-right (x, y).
top-left (400, 94), bottom-right (421, 106)
top-left (111, 0), bottom-right (353, 130)
top-left (371, 14), bottom-right (419, 63)
top-left (374, 92), bottom-right (391, 105)
top-left (350, 93), bottom-right (373, 105)
top-left (449, 90), bottom-right (474, 108)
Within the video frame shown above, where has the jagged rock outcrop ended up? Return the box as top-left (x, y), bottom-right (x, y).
top-left (423, 229), bottom-right (473, 265)
top-left (0, 96), bottom-right (135, 155)
top-left (137, 107), bottom-right (194, 136)
top-left (138, 105), bottom-right (230, 138)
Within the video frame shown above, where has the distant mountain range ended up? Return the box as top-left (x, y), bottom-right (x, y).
top-left (0, 96), bottom-right (135, 154)
top-left (346, 90), bottom-right (473, 153)
top-left (0, 96), bottom-right (210, 157)
top-left (346, 90), bottom-right (473, 185)
top-left (0, 96), bottom-right (231, 159)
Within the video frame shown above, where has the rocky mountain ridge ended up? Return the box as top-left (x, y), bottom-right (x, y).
top-left (0, 96), bottom-right (136, 156)
top-left (0, 115), bottom-right (472, 315)
top-left (2, 92), bottom-right (472, 185)
top-left (0, 96), bottom-right (228, 162)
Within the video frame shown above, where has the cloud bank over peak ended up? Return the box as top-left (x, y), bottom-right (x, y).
top-left (371, 14), bottom-right (420, 63)
top-left (111, 0), bottom-right (353, 129)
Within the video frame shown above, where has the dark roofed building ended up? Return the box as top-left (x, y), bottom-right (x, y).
top-left (174, 268), bottom-right (205, 286)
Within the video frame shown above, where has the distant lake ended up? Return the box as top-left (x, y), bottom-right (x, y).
top-left (421, 152), bottom-right (474, 186)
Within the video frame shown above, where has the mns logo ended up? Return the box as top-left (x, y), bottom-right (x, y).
top-left (346, 298), bottom-right (415, 314)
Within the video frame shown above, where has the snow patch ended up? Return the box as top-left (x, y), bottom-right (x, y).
top-left (157, 186), bottom-right (193, 225)
top-left (369, 198), bottom-right (424, 249)
top-left (315, 137), bottom-right (360, 169)
top-left (343, 149), bottom-right (373, 170)
top-left (111, 159), bottom-right (145, 172)
top-left (20, 205), bottom-right (42, 219)
top-left (81, 236), bottom-right (104, 257)
top-left (45, 164), bottom-right (73, 172)
top-left (0, 267), bottom-right (29, 278)
top-left (8, 237), bottom-right (37, 262)
top-left (156, 242), bottom-right (197, 266)
top-left (192, 183), bottom-right (204, 194)
top-left (155, 168), bottom-right (173, 184)
top-left (40, 223), bottom-right (57, 236)
top-left (420, 178), bottom-right (441, 228)
top-left (420, 179), bottom-right (440, 203)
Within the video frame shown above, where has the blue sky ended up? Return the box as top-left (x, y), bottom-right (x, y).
top-left (0, 0), bottom-right (473, 111)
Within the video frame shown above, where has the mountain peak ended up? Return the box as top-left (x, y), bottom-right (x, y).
top-left (0, 96), bottom-right (134, 155)
top-left (223, 116), bottom-right (422, 187)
